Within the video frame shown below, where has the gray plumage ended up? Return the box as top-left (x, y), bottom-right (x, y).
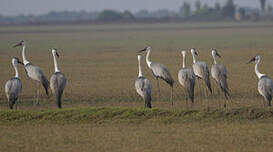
top-left (150, 62), bottom-right (174, 87)
top-left (25, 63), bottom-right (49, 96)
top-left (258, 76), bottom-right (273, 106)
top-left (5, 57), bottom-right (23, 109)
top-left (211, 64), bottom-right (229, 98)
top-left (193, 62), bottom-right (212, 93)
top-left (178, 51), bottom-right (195, 103)
top-left (5, 78), bottom-right (22, 109)
top-left (211, 49), bottom-right (229, 98)
top-left (135, 77), bottom-right (152, 108)
top-left (178, 68), bottom-right (195, 103)
top-left (50, 72), bottom-right (67, 108)
top-left (191, 48), bottom-right (212, 94)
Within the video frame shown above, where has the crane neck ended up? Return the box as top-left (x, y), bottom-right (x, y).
top-left (138, 57), bottom-right (143, 77)
top-left (13, 62), bottom-right (19, 78)
top-left (53, 53), bottom-right (60, 73)
top-left (146, 49), bottom-right (152, 68)
top-left (22, 45), bottom-right (30, 65)
top-left (192, 54), bottom-right (197, 64)
top-left (212, 54), bottom-right (217, 64)
top-left (182, 54), bottom-right (186, 68)
top-left (255, 59), bottom-right (265, 79)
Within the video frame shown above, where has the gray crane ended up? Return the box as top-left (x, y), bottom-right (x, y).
top-left (5, 57), bottom-right (23, 109)
top-left (135, 54), bottom-right (152, 108)
top-left (248, 55), bottom-right (273, 107)
top-left (50, 48), bottom-right (67, 109)
top-left (138, 47), bottom-right (174, 106)
top-left (190, 48), bottom-right (212, 95)
top-left (13, 40), bottom-right (49, 105)
top-left (211, 49), bottom-right (229, 99)
top-left (178, 50), bottom-right (195, 106)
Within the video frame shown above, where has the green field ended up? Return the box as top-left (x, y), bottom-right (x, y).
top-left (1, 22), bottom-right (273, 151)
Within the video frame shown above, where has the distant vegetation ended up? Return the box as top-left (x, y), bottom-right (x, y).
top-left (1, 0), bottom-right (273, 25)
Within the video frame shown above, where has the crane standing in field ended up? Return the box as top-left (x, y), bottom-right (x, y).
top-left (178, 50), bottom-right (195, 106)
top-left (13, 40), bottom-right (49, 105)
top-left (5, 57), bottom-right (23, 109)
top-left (190, 48), bottom-right (212, 96)
top-left (248, 55), bottom-right (273, 107)
top-left (138, 47), bottom-right (174, 106)
top-left (211, 49), bottom-right (230, 99)
top-left (50, 48), bottom-right (67, 109)
top-left (135, 54), bottom-right (152, 108)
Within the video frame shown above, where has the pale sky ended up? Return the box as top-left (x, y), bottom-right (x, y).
top-left (1, 0), bottom-right (272, 16)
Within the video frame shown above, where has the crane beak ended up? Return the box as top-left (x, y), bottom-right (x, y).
top-left (13, 42), bottom-right (22, 48)
top-left (17, 60), bottom-right (24, 65)
top-left (138, 47), bottom-right (147, 53)
top-left (216, 52), bottom-right (221, 58)
top-left (56, 52), bottom-right (60, 58)
top-left (194, 52), bottom-right (198, 56)
top-left (247, 57), bottom-right (256, 64)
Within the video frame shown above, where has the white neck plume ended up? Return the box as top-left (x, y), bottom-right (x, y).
top-left (22, 45), bottom-right (30, 65)
top-left (138, 56), bottom-right (143, 77)
top-left (53, 53), bottom-right (60, 73)
top-left (146, 49), bottom-right (152, 68)
top-left (182, 53), bottom-right (186, 68)
top-left (191, 52), bottom-right (197, 63)
top-left (255, 58), bottom-right (265, 79)
top-left (13, 62), bottom-right (19, 78)
top-left (212, 53), bottom-right (217, 64)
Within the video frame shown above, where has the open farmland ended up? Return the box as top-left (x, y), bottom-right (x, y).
top-left (1, 22), bottom-right (273, 151)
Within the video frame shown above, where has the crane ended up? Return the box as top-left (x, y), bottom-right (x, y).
top-left (13, 40), bottom-right (49, 105)
top-left (248, 55), bottom-right (273, 107)
top-left (135, 54), bottom-right (152, 108)
top-left (50, 48), bottom-right (67, 108)
top-left (5, 57), bottom-right (23, 109)
top-left (178, 50), bottom-right (195, 106)
top-left (139, 47), bottom-right (174, 106)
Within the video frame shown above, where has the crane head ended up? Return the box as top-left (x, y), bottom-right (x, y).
top-left (212, 49), bottom-right (221, 58)
top-left (13, 40), bottom-right (25, 48)
top-left (247, 55), bottom-right (260, 64)
top-left (138, 46), bottom-right (151, 53)
top-left (190, 48), bottom-right (198, 56)
top-left (181, 50), bottom-right (186, 56)
top-left (52, 48), bottom-right (60, 58)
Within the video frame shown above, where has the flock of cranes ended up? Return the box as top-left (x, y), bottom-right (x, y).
top-left (5, 40), bottom-right (66, 109)
top-left (3, 41), bottom-right (273, 109)
top-left (135, 46), bottom-right (273, 108)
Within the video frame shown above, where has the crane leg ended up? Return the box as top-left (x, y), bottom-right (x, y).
top-left (214, 81), bottom-right (221, 107)
top-left (15, 96), bottom-right (19, 110)
top-left (156, 78), bottom-right (161, 100)
top-left (197, 79), bottom-right (202, 105)
top-left (35, 82), bottom-right (40, 106)
top-left (171, 86), bottom-right (174, 107)
top-left (184, 88), bottom-right (189, 108)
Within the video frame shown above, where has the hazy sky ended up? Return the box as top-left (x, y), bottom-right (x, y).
top-left (1, 0), bottom-right (272, 16)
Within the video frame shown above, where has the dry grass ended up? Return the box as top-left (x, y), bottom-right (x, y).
top-left (1, 121), bottom-right (273, 152)
top-left (1, 22), bottom-right (273, 151)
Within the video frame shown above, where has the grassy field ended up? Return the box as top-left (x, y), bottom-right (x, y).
top-left (1, 22), bottom-right (273, 151)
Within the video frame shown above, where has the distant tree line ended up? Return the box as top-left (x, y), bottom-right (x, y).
top-left (1, 0), bottom-right (273, 25)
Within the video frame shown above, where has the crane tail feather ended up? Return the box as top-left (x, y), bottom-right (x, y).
top-left (8, 93), bottom-right (17, 109)
top-left (41, 75), bottom-right (49, 97)
top-left (143, 89), bottom-right (152, 108)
